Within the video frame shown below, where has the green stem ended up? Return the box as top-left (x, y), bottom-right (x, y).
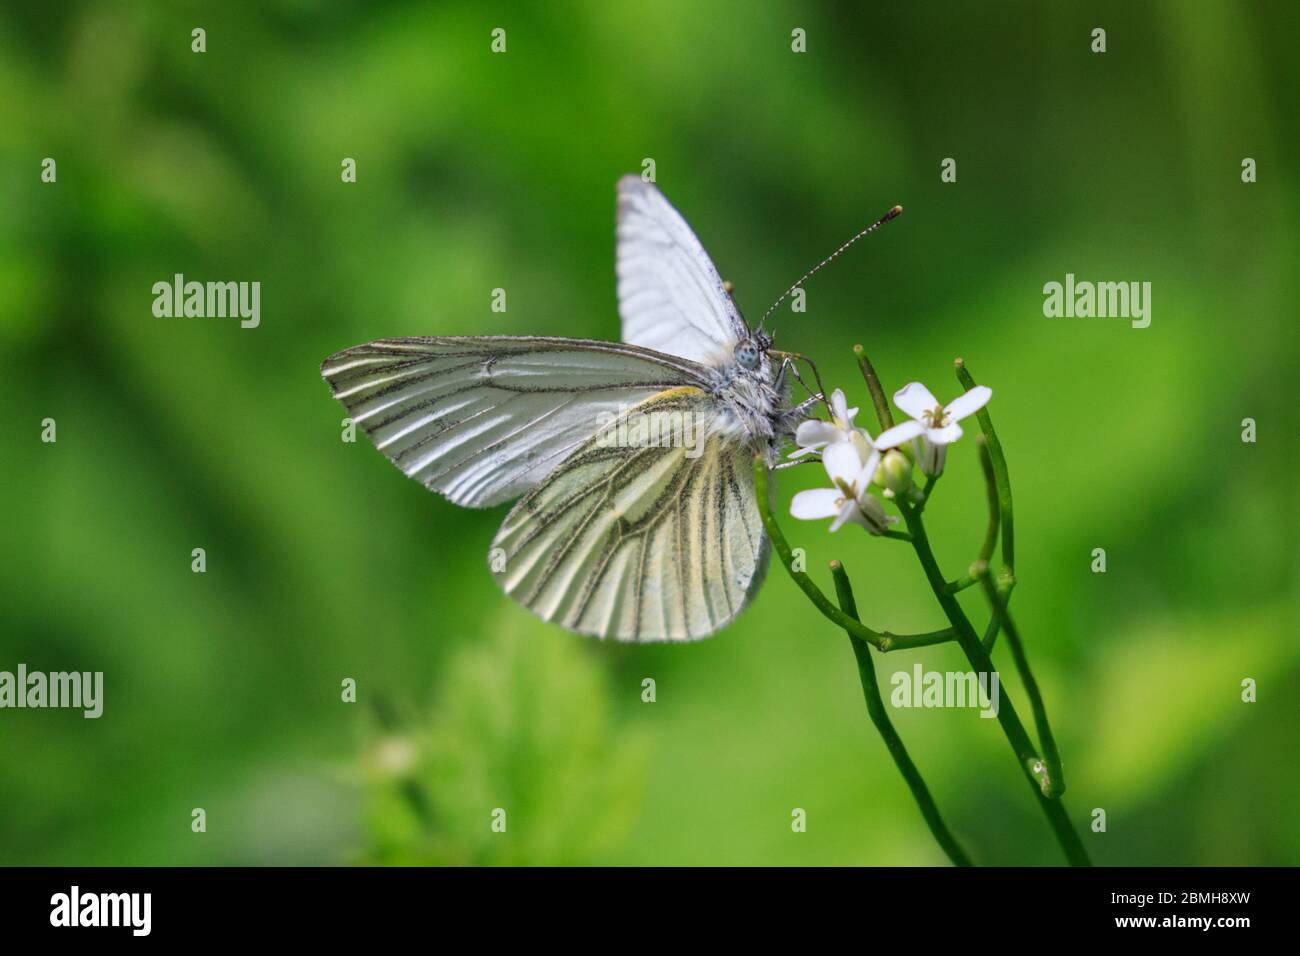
top-left (956, 359), bottom-right (1015, 652)
top-left (880, 628), bottom-right (958, 652)
top-left (980, 582), bottom-right (1016, 653)
top-left (946, 574), bottom-right (978, 594)
top-left (917, 472), bottom-right (941, 511)
top-left (976, 565), bottom-right (1066, 797)
top-left (831, 560), bottom-right (973, 866)
top-left (970, 435), bottom-right (1065, 796)
top-left (753, 458), bottom-right (957, 652)
top-left (900, 503), bottom-right (1090, 866)
top-left (853, 344), bottom-right (895, 432)
top-left (980, 617), bottom-right (1000, 653)
top-left (975, 437), bottom-right (1000, 565)
top-left (955, 359), bottom-right (1013, 572)
top-left (971, 436), bottom-right (1007, 644)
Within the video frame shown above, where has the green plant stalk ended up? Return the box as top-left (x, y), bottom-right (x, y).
top-left (955, 359), bottom-right (1012, 571)
top-left (955, 360), bottom-right (1016, 651)
top-left (980, 608), bottom-right (1003, 652)
top-left (969, 432), bottom-right (1066, 796)
top-left (977, 567), bottom-right (1065, 797)
top-left (753, 458), bottom-right (956, 652)
top-left (975, 437), bottom-right (1000, 565)
top-left (853, 344), bottom-right (894, 431)
top-left (900, 502), bottom-right (1090, 865)
top-left (831, 560), bottom-right (973, 866)
top-left (917, 472), bottom-right (942, 511)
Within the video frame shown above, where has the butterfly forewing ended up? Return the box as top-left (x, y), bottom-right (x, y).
top-left (321, 336), bottom-right (710, 508)
top-left (616, 176), bottom-right (750, 361)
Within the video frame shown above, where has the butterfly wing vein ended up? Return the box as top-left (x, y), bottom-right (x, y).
top-left (491, 389), bottom-right (769, 642)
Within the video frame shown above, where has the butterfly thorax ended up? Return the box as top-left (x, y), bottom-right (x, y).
top-left (704, 346), bottom-right (789, 463)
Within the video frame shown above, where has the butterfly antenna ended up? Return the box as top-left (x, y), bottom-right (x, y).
top-left (758, 204), bottom-right (903, 330)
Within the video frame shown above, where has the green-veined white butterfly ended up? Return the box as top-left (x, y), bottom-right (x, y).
top-left (322, 176), bottom-right (895, 642)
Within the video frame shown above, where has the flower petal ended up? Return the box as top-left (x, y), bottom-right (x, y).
top-left (855, 447), bottom-right (882, 491)
top-left (790, 488), bottom-right (842, 521)
top-left (829, 499), bottom-right (859, 533)
top-left (944, 385), bottom-right (992, 422)
top-left (830, 388), bottom-right (849, 423)
top-left (917, 437), bottom-right (947, 476)
top-left (893, 381), bottom-right (941, 421)
top-left (794, 419), bottom-right (840, 449)
top-left (850, 429), bottom-right (876, 462)
top-left (822, 441), bottom-right (865, 486)
top-left (926, 422), bottom-right (963, 446)
top-left (875, 419), bottom-right (925, 449)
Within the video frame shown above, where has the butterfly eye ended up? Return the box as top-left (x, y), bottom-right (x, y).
top-left (735, 341), bottom-right (761, 370)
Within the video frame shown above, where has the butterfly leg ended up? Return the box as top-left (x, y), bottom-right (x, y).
top-left (772, 354), bottom-right (798, 397)
top-left (774, 355), bottom-right (824, 410)
top-left (773, 392), bottom-right (827, 450)
top-left (773, 454), bottom-right (823, 471)
top-left (772, 350), bottom-right (832, 418)
top-left (791, 394), bottom-right (824, 416)
top-left (773, 354), bottom-right (788, 392)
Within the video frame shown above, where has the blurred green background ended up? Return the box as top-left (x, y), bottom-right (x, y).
top-left (2, 0), bottom-right (1297, 866)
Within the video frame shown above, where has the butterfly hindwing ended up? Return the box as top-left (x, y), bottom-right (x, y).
top-left (491, 387), bottom-right (769, 642)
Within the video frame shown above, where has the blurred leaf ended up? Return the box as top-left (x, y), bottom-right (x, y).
top-left (360, 611), bottom-right (650, 864)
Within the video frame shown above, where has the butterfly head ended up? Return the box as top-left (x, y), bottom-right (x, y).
top-left (733, 330), bottom-right (774, 372)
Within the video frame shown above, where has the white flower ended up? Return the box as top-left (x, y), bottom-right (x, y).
top-left (874, 381), bottom-right (992, 476)
top-left (789, 441), bottom-right (896, 534)
top-left (789, 388), bottom-right (873, 461)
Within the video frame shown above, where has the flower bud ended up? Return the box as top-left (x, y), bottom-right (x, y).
top-left (858, 493), bottom-right (893, 535)
top-left (883, 448), bottom-right (913, 495)
top-left (875, 448), bottom-right (913, 498)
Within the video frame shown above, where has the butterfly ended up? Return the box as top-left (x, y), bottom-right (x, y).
top-left (322, 176), bottom-right (847, 642)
